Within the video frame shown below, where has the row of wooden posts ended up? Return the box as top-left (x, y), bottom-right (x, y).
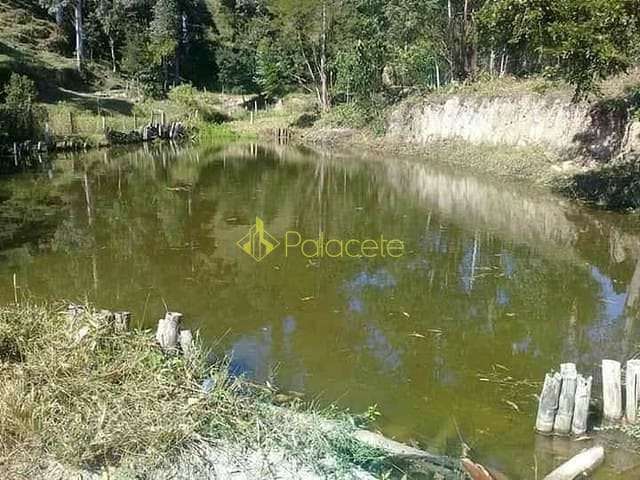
top-left (536, 359), bottom-right (640, 437)
top-left (67, 305), bottom-right (194, 359)
top-left (62, 110), bottom-right (170, 135)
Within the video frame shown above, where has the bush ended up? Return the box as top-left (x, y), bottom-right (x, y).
top-left (167, 84), bottom-right (200, 109)
top-left (320, 101), bottom-right (386, 134)
top-left (168, 84), bottom-right (230, 124)
top-left (0, 73), bottom-right (47, 143)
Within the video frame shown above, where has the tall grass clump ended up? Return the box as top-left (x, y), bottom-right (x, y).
top-left (0, 302), bottom-right (385, 479)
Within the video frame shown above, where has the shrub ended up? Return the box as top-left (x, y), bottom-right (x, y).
top-left (0, 73), bottom-right (47, 143)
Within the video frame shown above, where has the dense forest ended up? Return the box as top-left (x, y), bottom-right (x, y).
top-left (24, 0), bottom-right (640, 107)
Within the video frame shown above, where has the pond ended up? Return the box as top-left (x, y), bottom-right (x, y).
top-left (1, 141), bottom-right (639, 478)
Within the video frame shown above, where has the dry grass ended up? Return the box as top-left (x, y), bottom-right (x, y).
top-left (0, 302), bottom-right (383, 479)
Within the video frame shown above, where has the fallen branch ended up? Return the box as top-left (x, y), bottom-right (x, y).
top-left (543, 446), bottom-right (604, 480)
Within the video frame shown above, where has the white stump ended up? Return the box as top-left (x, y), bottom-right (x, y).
top-left (553, 363), bottom-right (578, 435)
top-left (179, 329), bottom-right (194, 359)
top-left (602, 359), bottom-right (622, 422)
top-left (114, 311), bottom-right (131, 332)
top-left (571, 374), bottom-right (592, 436)
top-left (156, 311), bottom-right (183, 351)
top-left (536, 372), bottom-right (563, 433)
top-left (626, 359), bottom-right (640, 423)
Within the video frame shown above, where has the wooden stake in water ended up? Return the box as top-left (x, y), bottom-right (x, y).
top-left (536, 371), bottom-right (562, 433)
top-left (553, 363), bottom-right (578, 435)
top-left (572, 374), bottom-right (592, 435)
top-left (602, 359), bottom-right (622, 422)
top-left (12, 273), bottom-right (17, 305)
top-left (626, 359), bottom-right (640, 423)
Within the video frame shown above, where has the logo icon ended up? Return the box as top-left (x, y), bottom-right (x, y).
top-left (237, 217), bottom-right (280, 262)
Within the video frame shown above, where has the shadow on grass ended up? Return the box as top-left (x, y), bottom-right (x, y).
top-left (48, 88), bottom-right (134, 115)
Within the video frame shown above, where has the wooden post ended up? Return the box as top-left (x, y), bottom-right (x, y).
top-left (133, 112), bottom-right (138, 130)
top-left (543, 446), bottom-right (604, 480)
top-left (571, 374), bottom-right (592, 435)
top-left (602, 359), bottom-right (622, 422)
top-left (155, 311), bottom-right (183, 350)
top-left (99, 309), bottom-right (115, 326)
top-left (553, 363), bottom-right (577, 435)
top-left (69, 110), bottom-right (75, 134)
top-left (250, 111), bottom-right (254, 124)
top-left (536, 371), bottom-right (562, 434)
top-left (161, 110), bottom-right (166, 126)
top-left (179, 329), bottom-right (194, 359)
top-left (13, 142), bottom-right (18, 165)
top-left (626, 359), bottom-right (640, 423)
top-left (114, 311), bottom-right (131, 332)
top-left (101, 115), bottom-right (106, 132)
top-left (254, 100), bottom-right (258, 115)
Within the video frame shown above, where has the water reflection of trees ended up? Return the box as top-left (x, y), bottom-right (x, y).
top-left (1, 142), bottom-right (640, 473)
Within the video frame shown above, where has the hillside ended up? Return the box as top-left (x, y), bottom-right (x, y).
top-left (0, 0), bottom-right (124, 100)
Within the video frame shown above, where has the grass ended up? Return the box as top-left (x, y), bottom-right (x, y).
top-left (0, 302), bottom-right (386, 479)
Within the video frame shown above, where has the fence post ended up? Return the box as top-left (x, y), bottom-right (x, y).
top-left (602, 359), bottom-right (622, 422)
top-left (69, 111), bottom-right (75, 134)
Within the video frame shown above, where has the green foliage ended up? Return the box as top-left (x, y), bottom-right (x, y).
top-left (335, 40), bottom-right (385, 101)
top-left (478, 0), bottom-right (640, 99)
top-left (0, 73), bottom-right (47, 143)
top-left (255, 38), bottom-right (291, 97)
top-left (149, 0), bottom-right (180, 63)
top-left (320, 100), bottom-right (386, 134)
top-left (167, 84), bottom-right (230, 122)
top-left (167, 84), bottom-right (200, 109)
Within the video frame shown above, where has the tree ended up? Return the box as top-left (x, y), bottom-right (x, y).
top-left (268, 0), bottom-right (341, 111)
top-left (478, 0), bottom-right (640, 99)
top-left (93, 0), bottom-right (130, 72)
top-left (149, 0), bottom-right (180, 89)
top-left (40, 0), bottom-right (85, 70)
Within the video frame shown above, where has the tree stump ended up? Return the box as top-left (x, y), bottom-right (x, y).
top-left (179, 329), bottom-right (194, 359)
top-left (156, 311), bottom-right (183, 351)
top-left (98, 309), bottom-right (115, 327)
top-left (602, 359), bottom-right (622, 422)
top-left (536, 372), bottom-right (563, 434)
top-left (571, 374), bottom-right (592, 435)
top-left (626, 359), bottom-right (640, 423)
top-left (553, 363), bottom-right (578, 435)
top-left (114, 311), bottom-right (131, 333)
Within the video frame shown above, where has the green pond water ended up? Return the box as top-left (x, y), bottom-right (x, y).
top-left (1, 142), bottom-right (640, 478)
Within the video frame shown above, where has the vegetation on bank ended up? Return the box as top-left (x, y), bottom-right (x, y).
top-left (0, 302), bottom-right (388, 479)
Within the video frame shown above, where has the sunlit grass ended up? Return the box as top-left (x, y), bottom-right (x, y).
top-left (0, 302), bottom-right (384, 478)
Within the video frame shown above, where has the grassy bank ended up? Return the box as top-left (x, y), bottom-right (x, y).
top-left (0, 302), bottom-right (391, 479)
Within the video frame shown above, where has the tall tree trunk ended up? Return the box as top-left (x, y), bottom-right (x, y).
top-left (489, 49), bottom-right (495, 76)
top-left (109, 36), bottom-right (116, 72)
top-left (319, 1), bottom-right (329, 112)
top-left (55, 2), bottom-right (64, 28)
top-left (74, 0), bottom-right (84, 71)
